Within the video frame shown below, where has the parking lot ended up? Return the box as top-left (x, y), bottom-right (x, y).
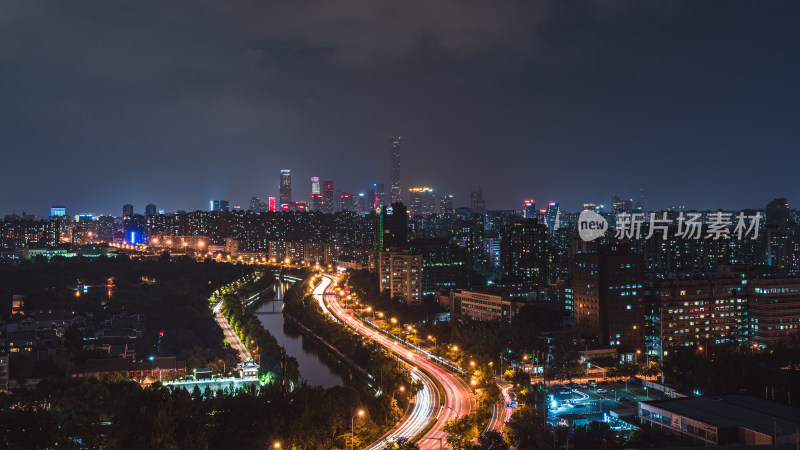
top-left (547, 380), bottom-right (668, 428)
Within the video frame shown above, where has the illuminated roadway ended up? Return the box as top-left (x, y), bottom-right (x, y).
top-left (314, 274), bottom-right (474, 449)
top-left (213, 300), bottom-right (252, 361)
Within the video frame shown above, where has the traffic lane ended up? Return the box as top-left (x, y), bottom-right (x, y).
top-left (323, 275), bottom-right (471, 449)
top-left (322, 277), bottom-right (442, 450)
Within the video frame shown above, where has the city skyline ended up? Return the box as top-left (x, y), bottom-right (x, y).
top-left (2, 2), bottom-right (799, 216)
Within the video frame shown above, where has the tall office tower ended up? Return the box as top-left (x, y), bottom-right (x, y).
top-left (611, 195), bottom-right (633, 214)
top-left (766, 198), bottom-right (790, 226)
top-left (49, 206), bottom-right (66, 218)
top-left (389, 137), bottom-right (402, 202)
top-left (574, 244), bottom-right (645, 354)
top-left (122, 203), bottom-right (134, 219)
top-left (357, 193), bottom-right (370, 214)
top-left (500, 219), bottom-right (550, 288)
top-left (440, 194), bottom-right (454, 215)
top-left (375, 183), bottom-right (387, 206)
top-left (310, 194), bottom-right (323, 212)
top-left (310, 177), bottom-right (320, 195)
top-left (249, 196), bottom-right (267, 212)
top-left (268, 197), bottom-right (277, 212)
top-left (470, 186), bottom-right (486, 214)
top-left (145, 203), bottom-right (157, 217)
top-left (210, 200), bottom-right (230, 212)
top-left (545, 202), bottom-right (560, 231)
top-left (309, 176), bottom-right (322, 211)
top-left (408, 187), bottom-right (436, 216)
top-left (339, 193), bottom-right (354, 212)
top-left (279, 170), bottom-right (292, 207)
top-left (378, 202), bottom-right (408, 251)
top-left (523, 200), bottom-right (536, 219)
top-left (322, 181), bottom-right (334, 213)
top-left (367, 186), bottom-right (377, 211)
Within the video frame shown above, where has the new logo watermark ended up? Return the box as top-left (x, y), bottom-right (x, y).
top-left (578, 210), bottom-right (608, 242)
top-left (578, 210), bottom-right (763, 242)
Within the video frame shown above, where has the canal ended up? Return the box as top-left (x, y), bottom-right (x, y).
top-left (254, 281), bottom-right (347, 389)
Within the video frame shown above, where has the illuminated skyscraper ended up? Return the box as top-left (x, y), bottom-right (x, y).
top-left (389, 137), bottom-right (402, 202)
top-left (440, 194), bottom-right (454, 215)
top-left (501, 219), bottom-right (550, 287)
top-left (574, 244), bottom-right (645, 353)
top-left (122, 203), bottom-right (133, 219)
top-left (322, 181), bottom-right (334, 213)
top-left (545, 202), bottom-right (560, 231)
top-left (210, 200), bottom-right (229, 212)
top-left (279, 170), bottom-right (292, 207)
top-left (49, 206), bottom-right (66, 218)
top-left (310, 177), bottom-right (322, 211)
top-left (523, 200), bottom-right (536, 219)
top-left (145, 203), bottom-right (157, 217)
top-left (408, 187), bottom-right (436, 216)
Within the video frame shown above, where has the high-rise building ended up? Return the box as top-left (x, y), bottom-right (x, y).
top-left (440, 194), bottom-right (454, 215)
top-left (470, 186), bottom-right (486, 214)
top-left (389, 137), bottom-right (402, 202)
top-left (310, 177), bottom-right (323, 212)
top-left (210, 200), bottom-right (230, 212)
top-left (379, 249), bottom-right (422, 305)
top-left (122, 203), bottom-right (134, 219)
top-left (766, 198), bottom-right (791, 226)
top-left (611, 196), bottom-right (633, 215)
top-left (49, 206), bottom-right (66, 218)
top-left (145, 203), bottom-right (157, 217)
top-left (501, 219), bottom-right (550, 287)
top-left (339, 193), bottom-right (355, 212)
top-left (411, 237), bottom-right (470, 295)
top-left (322, 181), bottom-right (334, 213)
top-left (574, 244), bottom-right (645, 354)
top-left (545, 202), bottom-right (560, 231)
top-left (408, 187), bottom-right (436, 217)
top-left (523, 200), bottom-right (536, 219)
top-left (268, 197), bottom-right (277, 212)
top-left (375, 183), bottom-right (387, 207)
top-left (279, 170), bottom-right (292, 207)
top-left (378, 202), bottom-right (408, 251)
top-left (249, 196), bottom-right (267, 212)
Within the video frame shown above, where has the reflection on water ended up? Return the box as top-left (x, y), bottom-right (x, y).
top-left (255, 299), bottom-right (347, 389)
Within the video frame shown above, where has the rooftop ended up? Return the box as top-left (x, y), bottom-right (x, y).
top-left (642, 395), bottom-right (800, 437)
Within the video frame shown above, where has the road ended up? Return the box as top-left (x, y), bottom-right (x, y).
top-left (486, 382), bottom-right (514, 437)
top-left (317, 274), bottom-right (473, 450)
top-left (214, 301), bottom-right (252, 361)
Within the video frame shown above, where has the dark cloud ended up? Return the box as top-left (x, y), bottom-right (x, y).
top-left (0, 1), bottom-right (798, 215)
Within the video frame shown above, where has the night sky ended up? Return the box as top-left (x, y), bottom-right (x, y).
top-left (2, 1), bottom-right (799, 216)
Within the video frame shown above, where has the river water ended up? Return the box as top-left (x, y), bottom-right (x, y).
top-left (254, 281), bottom-right (346, 389)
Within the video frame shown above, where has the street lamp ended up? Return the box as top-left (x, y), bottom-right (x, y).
top-left (350, 409), bottom-right (365, 450)
top-left (273, 442), bottom-right (281, 449)
top-left (428, 335), bottom-right (437, 349)
top-left (392, 385), bottom-right (405, 401)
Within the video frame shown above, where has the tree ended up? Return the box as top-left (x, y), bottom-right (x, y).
top-left (382, 437), bottom-right (420, 450)
top-left (505, 404), bottom-right (548, 450)
top-left (443, 414), bottom-right (479, 449)
top-left (549, 332), bottom-right (583, 381)
top-left (476, 430), bottom-right (508, 449)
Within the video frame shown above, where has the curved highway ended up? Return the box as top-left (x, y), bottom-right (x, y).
top-left (315, 274), bottom-right (473, 449)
